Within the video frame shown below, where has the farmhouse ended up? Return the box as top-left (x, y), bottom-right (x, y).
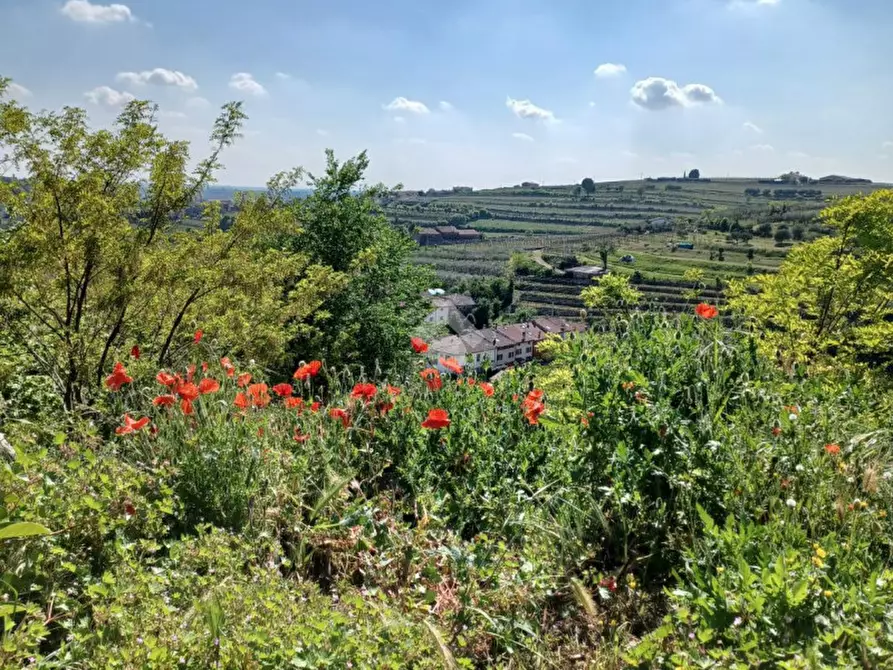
top-left (424, 294), bottom-right (477, 330)
top-left (414, 228), bottom-right (442, 246)
top-left (566, 265), bottom-right (608, 283)
top-left (497, 322), bottom-right (546, 361)
top-left (533, 317), bottom-right (586, 338)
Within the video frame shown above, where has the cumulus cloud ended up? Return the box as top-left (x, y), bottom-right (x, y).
top-left (275, 72), bottom-right (291, 80)
top-left (84, 86), bottom-right (135, 107)
top-left (630, 77), bottom-right (722, 110)
top-left (6, 82), bottom-right (32, 99)
top-left (512, 132), bottom-right (535, 142)
top-left (439, 100), bottom-right (454, 111)
top-left (743, 121), bottom-right (763, 133)
top-left (117, 68), bottom-right (197, 90)
top-left (61, 0), bottom-right (134, 23)
top-left (229, 73), bottom-right (266, 96)
top-left (506, 97), bottom-right (556, 122)
top-left (594, 63), bottom-right (627, 78)
top-left (383, 97), bottom-right (430, 114)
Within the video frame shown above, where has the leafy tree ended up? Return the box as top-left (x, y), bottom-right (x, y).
top-left (728, 190), bottom-right (893, 371)
top-left (581, 273), bottom-right (641, 312)
top-left (0, 78), bottom-right (339, 409)
top-left (285, 151), bottom-right (433, 377)
top-left (681, 268), bottom-right (705, 301)
top-left (596, 241), bottom-right (616, 270)
top-left (755, 222), bottom-right (774, 237)
top-left (774, 227), bottom-right (792, 244)
top-left (580, 177), bottom-right (596, 195)
top-left (687, 169), bottom-right (700, 179)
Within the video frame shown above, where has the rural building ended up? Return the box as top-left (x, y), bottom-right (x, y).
top-left (477, 328), bottom-right (518, 370)
top-left (424, 294), bottom-right (477, 330)
top-left (414, 228), bottom-right (443, 246)
top-left (428, 335), bottom-right (473, 372)
top-left (566, 265), bottom-right (608, 283)
top-left (435, 226), bottom-right (461, 240)
top-left (497, 322), bottom-right (546, 361)
top-left (456, 229), bottom-right (482, 241)
top-left (533, 317), bottom-right (587, 339)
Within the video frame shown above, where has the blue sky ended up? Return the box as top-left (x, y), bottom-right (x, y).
top-left (2, 0), bottom-right (892, 188)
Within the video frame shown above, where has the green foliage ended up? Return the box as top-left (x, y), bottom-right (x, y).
top-left (581, 272), bottom-right (642, 310)
top-left (285, 150), bottom-right (432, 377)
top-left (729, 190), bottom-right (893, 372)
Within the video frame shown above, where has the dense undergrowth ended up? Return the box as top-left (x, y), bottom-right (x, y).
top-left (3, 311), bottom-right (892, 668)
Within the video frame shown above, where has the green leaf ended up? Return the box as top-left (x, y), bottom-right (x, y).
top-left (790, 579), bottom-right (809, 606)
top-left (0, 522), bottom-right (51, 540)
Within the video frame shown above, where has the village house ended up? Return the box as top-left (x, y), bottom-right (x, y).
top-left (496, 322), bottom-right (546, 361)
top-left (566, 265), bottom-right (608, 283)
top-left (424, 294), bottom-right (477, 329)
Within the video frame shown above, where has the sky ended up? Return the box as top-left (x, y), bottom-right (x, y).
top-left (2, 0), bottom-right (892, 188)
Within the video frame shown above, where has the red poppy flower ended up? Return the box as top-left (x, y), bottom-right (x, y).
top-left (621, 381), bottom-right (636, 392)
top-left (130, 345), bottom-right (141, 360)
top-left (421, 408), bottom-right (450, 430)
top-left (115, 414), bottom-right (150, 435)
top-left (523, 401), bottom-right (546, 425)
top-left (784, 405), bottom-right (800, 416)
top-left (479, 382), bottom-right (495, 397)
top-left (581, 416), bottom-right (589, 427)
top-left (439, 357), bottom-right (464, 375)
top-left (284, 396), bottom-right (304, 410)
top-left (176, 382), bottom-right (200, 402)
top-left (220, 357), bottom-right (235, 378)
top-left (411, 337), bottom-right (429, 354)
top-left (247, 383), bottom-right (271, 408)
top-left (772, 426), bottom-right (782, 437)
top-left (420, 368), bottom-right (443, 391)
top-left (124, 501), bottom-right (136, 516)
top-left (156, 371), bottom-right (177, 387)
top-left (272, 383), bottom-right (294, 397)
top-left (198, 378), bottom-right (220, 395)
top-left (310, 401), bottom-right (321, 413)
top-left (180, 399), bottom-right (194, 415)
top-left (201, 361), bottom-right (209, 373)
top-left (194, 329), bottom-right (203, 344)
top-left (153, 394), bottom-right (177, 407)
top-left (695, 303), bottom-right (719, 320)
top-left (329, 407), bottom-right (350, 428)
top-left (350, 383), bottom-right (378, 403)
top-left (377, 401), bottom-right (395, 415)
top-left (466, 378), bottom-right (475, 387)
top-left (525, 389), bottom-right (544, 404)
top-left (824, 443), bottom-right (841, 455)
top-left (234, 392), bottom-right (249, 410)
top-left (293, 360), bottom-right (322, 381)
top-left (186, 364), bottom-right (196, 384)
top-left (105, 362), bottom-right (133, 391)
top-left (599, 576), bottom-right (617, 593)
top-left (387, 384), bottom-right (402, 397)
top-left (237, 373), bottom-right (252, 388)
top-left (293, 430), bottom-right (310, 443)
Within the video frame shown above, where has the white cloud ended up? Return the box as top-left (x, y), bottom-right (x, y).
top-left (383, 97), bottom-right (430, 114)
top-left (506, 97), bottom-right (556, 122)
top-left (6, 82), bottom-right (32, 99)
top-left (630, 77), bottom-right (722, 110)
top-left (439, 100), bottom-right (454, 111)
top-left (729, 0), bottom-right (780, 8)
top-left (185, 96), bottom-right (210, 109)
top-left (275, 72), bottom-right (291, 80)
top-left (512, 132), bottom-right (535, 142)
top-left (594, 63), bottom-right (627, 78)
top-left (743, 121), bottom-right (763, 133)
top-left (84, 86), bottom-right (135, 107)
top-left (750, 143), bottom-right (775, 152)
top-left (61, 0), bottom-right (134, 23)
top-left (788, 150), bottom-right (809, 158)
top-left (117, 69), bottom-right (197, 90)
top-left (229, 73), bottom-right (266, 96)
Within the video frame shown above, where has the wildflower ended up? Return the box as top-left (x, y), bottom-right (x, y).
top-left (105, 362), bottom-right (133, 391)
top-left (186, 364), bottom-right (196, 383)
top-left (785, 498), bottom-right (797, 508)
top-left (176, 382), bottom-right (200, 402)
top-left (201, 361), bottom-right (209, 373)
top-left (479, 382), bottom-right (494, 397)
top-left (439, 357), bottom-right (464, 375)
top-left (234, 392), bottom-right (249, 410)
top-left (838, 461), bottom-right (847, 473)
top-left (785, 404), bottom-right (800, 416)
top-left (130, 345), bottom-right (141, 360)
top-left (310, 401), bottom-right (321, 412)
top-left (421, 409), bottom-right (450, 430)
top-left (272, 383), bottom-right (294, 397)
top-left (293, 430), bottom-right (310, 443)
top-left (859, 500), bottom-right (868, 510)
top-left (124, 501), bottom-right (136, 516)
top-left (823, 590), bottom-right (833, 598)
top-left (237, 373), bottom-right (252, 388)
top-left (420, 368), bottom-right (443, 391)
top-left (220, 357), bottom-right (235, 378)
top-left (599, 576), bottom-right (617, 592)
top-left (581, 416), bottom-right (589, 427)
top-left (732, 616), bottom-right (742, 628)
top-left (695, 303), bottom-right (719, 319)
top-left (198, 378), bottom-right (220, 395)
top-left (284, 396), bottom-right (304, 410)
top-left (387, 384), bottom-right (402, 397)
top-left (522, 390), bottom-right (546, 425)
top-left (878, 510), bottom-right (887, 519)
top-left (626, 574), bottom-right (638, 590)
top-left (811, 556), bottom-right (824, 569)
top-left (411, 337), bottom-right (429, 354)
top-left (180, 399), bottom-right (194, 416)
top-left (772, 426), bottom-right (782, 437)
top-left (512, 393), bottom-right (519, 402)
top-left (153, 394), bottom-right (177, 407)
top-left (116, 414), bottom-right (150, 435)
top-left (377, 401), bottom-right (395, 415)
top-left (466, 377), bottom-right (476, 387)
top-left (824, 443), bottom-right (841, 456)
top-left (621, 381), bottom-right (636, 391)
top-left (193, 329), bottom-right (203, 344)
top-left (247, 383), bottom-right (271, 408)
top-left (329, 407), bottom-right (350, 428)
top-left (350, 383), bottom-right (378, 403)
top-left (156, 371), bottom-right (177, 387)
top-left (293, 360), bottom-right (322, 381)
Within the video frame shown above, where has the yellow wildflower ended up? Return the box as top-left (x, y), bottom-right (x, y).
top-left (823, 590), bottom-right (832, 597)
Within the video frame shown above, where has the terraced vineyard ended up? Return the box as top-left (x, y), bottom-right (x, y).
top-left (383, 176), bottom-right (888, 315)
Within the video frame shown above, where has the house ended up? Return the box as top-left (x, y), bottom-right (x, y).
top-left (566, 265), bottom-right (608, 283)
top-left (424, 294), bottom-right (477, 330)
top-left (414, 228), bottom-right (442, 246)
top-left (647, 217), bottom-right (673, 232)
top-left (477, 328), bottom-right (519, 370)
top-left (435, 226), bottom-right (460, 240)
top-left (533, 317), bottom-right (587, 339)
top-left (456, 229), bottom-right (482, 241)
top-left (428, 331), bottom-right (497, 373)
top-left (496, 322), bottom-right (546, 362)
top-left (428, 335), bottom-right (473, 372)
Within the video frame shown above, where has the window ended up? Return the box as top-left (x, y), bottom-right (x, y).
top-left (497, 354), bottom-right (503, 361)
top-left (508, 351), bottom-right (514, 359)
